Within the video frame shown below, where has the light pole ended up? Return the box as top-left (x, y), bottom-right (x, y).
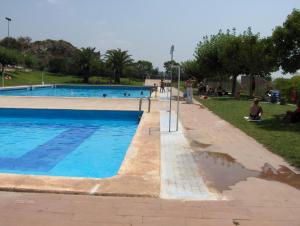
top-left (168, 45), bottom-right (174, 132)
top-left (42, 71), bottom-right (44, 85)
top-left (1, 68), bottom-right (4, 87)
top-left (5, 17), bottom-right (12, 37)
top-left (172, 65), bottom-right (181, 131)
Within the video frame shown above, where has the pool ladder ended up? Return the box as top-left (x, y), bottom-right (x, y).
top-left (139, 97), bottom-right (151, 113)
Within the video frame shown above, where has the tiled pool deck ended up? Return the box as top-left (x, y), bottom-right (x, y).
top-left (0, 83), bottom-right (299, 225)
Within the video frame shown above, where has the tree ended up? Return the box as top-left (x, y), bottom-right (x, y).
top-left (240, 30), bottom-right (277, 96)
top-left (48, 57), bottom-right (67, 73)
top-left (135, 60), bottom-right (153, 78)
top-left (23, 54), bottom-right (37, 68)
top-left (151, 67), bottom-right (159, 76)
top-left (0, 37), bottom-right (21, 50)
top-left (0, 47), bottom-right (20, 75)
top-left (17, 36), bottom-right (32, 52)
top-left (195, 34), bottom-right (224, 78)
top-left (163, 60), bottom-right (179, 76)
top-left (272, 9), bottom-right (300, 74)
top-left (181, 60), bottom-right (201, 80)
top-left (105, 48), bottom-right (133, 84)
top-left (72, 47), bottom-right (101, 83)
top-left (195, 29), bottom-right (276, 96)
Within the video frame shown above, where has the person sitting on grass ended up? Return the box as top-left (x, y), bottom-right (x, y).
top-left (249, 98), bottom-right (263, 120)
top-left (282, 101), bottom-right (300, 123)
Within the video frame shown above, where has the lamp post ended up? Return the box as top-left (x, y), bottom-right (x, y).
top-left (5, 17), bottom-right (12, 37)
top-left (42, 71), bottom-right (44, 85)
top-left (168, 45), bottom-right (174, 132)
top-left (171, 65), bottom-right (181, 131)
top-left (1, 67), bottom-right (4, 88)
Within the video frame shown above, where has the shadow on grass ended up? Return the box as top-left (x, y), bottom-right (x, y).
top-left (256, 115), bottom-right (300, 133)
top-left (205, 96), bottom-right (252, 101)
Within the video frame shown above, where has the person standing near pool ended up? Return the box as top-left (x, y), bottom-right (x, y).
top-left (160, 79), bottom-right (165, 93)
top-left (185, 76), bottom-right (196, 104)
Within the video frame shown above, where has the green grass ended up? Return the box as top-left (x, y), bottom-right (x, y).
top-left (196, 96), bottom-right (300, 167)
top-left (2, 70), bottom-right (144, 86)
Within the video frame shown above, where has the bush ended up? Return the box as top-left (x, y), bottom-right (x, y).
top-left (274, 75), bottom-right (300, 102)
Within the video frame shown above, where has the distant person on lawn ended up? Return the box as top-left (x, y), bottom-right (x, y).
top-left (290, 87), bottom-right (297, 103)
top-left (249, 98), bottom-right (263, 120)
top-left (283, 101), bottom-right (300, 123)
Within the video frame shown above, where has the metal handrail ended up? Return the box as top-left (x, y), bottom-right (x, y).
top-left (139, 97), bottom-right (151, 113)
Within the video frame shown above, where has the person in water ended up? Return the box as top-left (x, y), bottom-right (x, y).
top-left (249, 98), bottom-right (263, 120)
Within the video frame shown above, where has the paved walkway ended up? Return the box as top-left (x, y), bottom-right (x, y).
top-left (160, 111), bottom-right (218, 200)
top-left (1, 191), bottom-right (300, 226)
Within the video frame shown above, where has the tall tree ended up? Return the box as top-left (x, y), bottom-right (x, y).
top-left (105, 49), bottom-right (133, 84)
top-left (195, 34), bottom-right (224, 79)
top-left (216, 33), bottom-right (245, 96)
top-left (17, 36), bottom-right (32, 52)
top-left (181, 60), bottom-right (201, 80)
top-left (240, 30), bottom-right (277, 96)
top-left (163, 60), bottom-right (179, 76)
top-left (0, 37), bottom-right (21, 50)
top-left (48, 57), bottom-right (67, 73)
top-left (0, 47), bottom-right (20, 76)
top-left (135, 60), bottom-right (153, 77)
top-left (272, 9), bottom-right (300, 74)
top-left (72, 47), bottom-right (101, 83)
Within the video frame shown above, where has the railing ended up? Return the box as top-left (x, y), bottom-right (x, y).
top-left (139, 97), bottom-right (151, 113)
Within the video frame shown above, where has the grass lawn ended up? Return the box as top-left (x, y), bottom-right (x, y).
top-left (196, 96), bottom-right (300, 167)
top-left (2, 70), bottom-right (144, 87)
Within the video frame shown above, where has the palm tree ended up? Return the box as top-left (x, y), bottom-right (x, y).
top-left (105, 48), bottom-right (133, 84)
top-left (73, 47), bottom-right (101, 83)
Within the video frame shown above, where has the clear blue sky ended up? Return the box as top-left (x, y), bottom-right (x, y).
top-left (1, 0), bottom-right (299, 70)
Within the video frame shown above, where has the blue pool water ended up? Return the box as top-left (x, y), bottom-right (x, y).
top-left (0, 85), bottom-right (151, 98)
top-left (0, 108), bottom-right (142, 178)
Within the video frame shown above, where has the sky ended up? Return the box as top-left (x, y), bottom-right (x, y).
top-left (0, 0), bottom-right (300, 72)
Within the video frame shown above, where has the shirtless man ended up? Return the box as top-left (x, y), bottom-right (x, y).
top-left (185, 77), bottom-right (196, 104)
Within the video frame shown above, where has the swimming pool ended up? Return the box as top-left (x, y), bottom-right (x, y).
top-left (0, 85), bottom-right (151, 98)
top-left (0, 108), bottom-right (142, 178)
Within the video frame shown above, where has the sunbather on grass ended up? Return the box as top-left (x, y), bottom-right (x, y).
top-left (249, 98), bottom-right (263, 120)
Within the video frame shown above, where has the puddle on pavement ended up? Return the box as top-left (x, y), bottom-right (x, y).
top-left (193, 151), bottom-right (300, 192)
top-left (259, 163), bottom-right (300, 190)
top-left (190, 140), bottom-right (212, 148)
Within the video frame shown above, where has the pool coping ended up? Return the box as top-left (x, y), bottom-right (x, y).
top-left (0, 108), bottom-right (161, 197)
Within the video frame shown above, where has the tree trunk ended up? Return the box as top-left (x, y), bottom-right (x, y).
top-left (231, 75), bottom-right (237, 97)
top-left (114, 72), bottom-right (121, 84)
top-left (83, 75), bottom-right (89, 83)
top-left (249, 75), bottom-right (255, 97)
top-left (1, 66), bottom-right (4, 87)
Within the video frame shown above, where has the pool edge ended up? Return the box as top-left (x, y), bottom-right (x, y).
top-left (0, 110), bottom-right (161, 197)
